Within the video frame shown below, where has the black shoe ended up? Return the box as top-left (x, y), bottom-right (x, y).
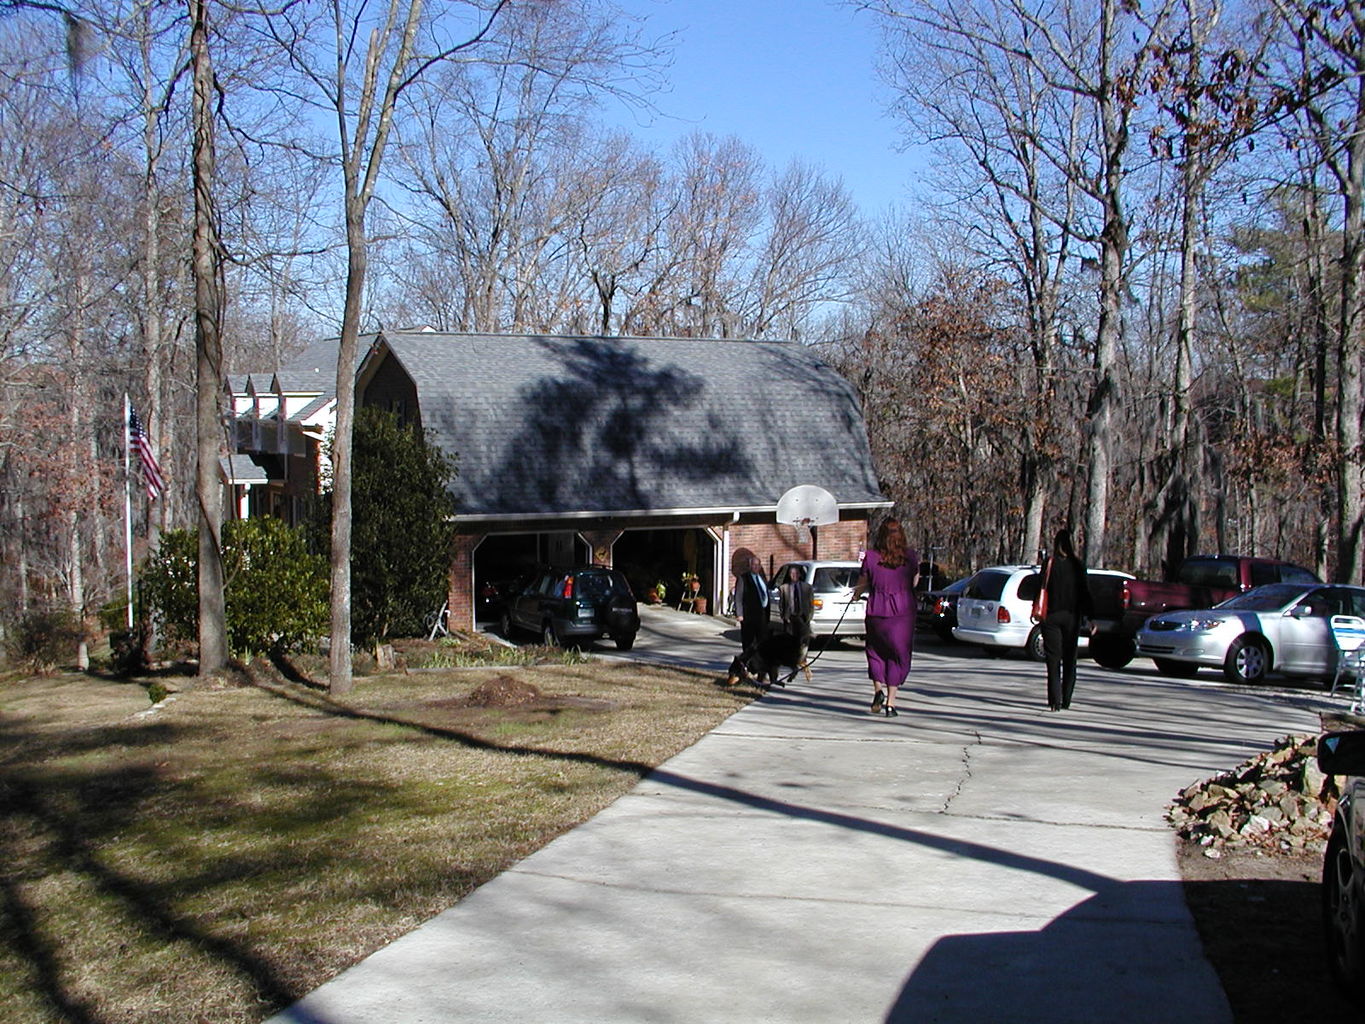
top-left (885, 706), bottom-right (899, 717)
top-left (870, 690), bottom-right (885, 713)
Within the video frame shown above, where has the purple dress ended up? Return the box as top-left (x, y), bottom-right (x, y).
top-left (861, 549), bottom-right (919, 688)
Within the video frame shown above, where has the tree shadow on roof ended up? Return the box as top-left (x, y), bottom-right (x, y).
top-left (489, 338), bottom-right (753, 514)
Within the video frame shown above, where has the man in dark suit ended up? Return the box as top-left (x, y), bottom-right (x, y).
top-left (778, 563), bottom-right (815, 665)
top-left (736, 554), bottom-right (771, 656)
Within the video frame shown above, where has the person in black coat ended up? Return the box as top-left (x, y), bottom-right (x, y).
top-left (1039, 528), bottom-right (1092, 711)
top-left (734, 553), bottom-right (771, 656)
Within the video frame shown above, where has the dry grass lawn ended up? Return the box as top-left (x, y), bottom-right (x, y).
top-left (0, 647), bottom-right (755, 1024)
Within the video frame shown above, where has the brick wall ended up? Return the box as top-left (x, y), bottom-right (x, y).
top-left (729, 518), bottom-right (870, 581)
top-left (448, 532), bottom-right (480, 631)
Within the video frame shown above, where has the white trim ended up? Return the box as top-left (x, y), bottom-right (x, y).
top-left (452, 501), bottom-right (891, 524)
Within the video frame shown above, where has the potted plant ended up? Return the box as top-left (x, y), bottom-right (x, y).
top-left (680, 572), bottom-right (704, 613)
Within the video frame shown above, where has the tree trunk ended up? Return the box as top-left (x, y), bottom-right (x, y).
top-left (190, 0), bottom-right (227, 674)
top-left (1083, 0), bottom-right (1129, 567)
top-left (328, 218), bottom-right (366, 695)
top-left (1338, 66), bottom-right (1365, 583)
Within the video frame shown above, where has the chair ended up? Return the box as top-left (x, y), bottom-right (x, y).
top-left (678, 579), bottom-right (701, 613)
top-left (1329, 615), bottom-right (1365, 711)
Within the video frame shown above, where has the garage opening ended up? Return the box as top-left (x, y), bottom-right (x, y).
top-left (472, 532), bottom-right (590, 623)
top-left (613, 528), bottom-right (717, 610)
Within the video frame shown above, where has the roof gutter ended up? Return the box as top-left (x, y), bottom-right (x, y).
top-left (451, 500), bottom-right (892, 524)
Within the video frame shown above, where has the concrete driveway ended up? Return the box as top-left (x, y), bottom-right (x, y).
top-left (269, 607), bottom-right (1339, 1023)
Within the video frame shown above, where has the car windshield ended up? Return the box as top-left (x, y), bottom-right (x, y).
top-left (811, 567), bottom-right (859, 592)
top-left (1217, 583), bottom-right (1315, 612)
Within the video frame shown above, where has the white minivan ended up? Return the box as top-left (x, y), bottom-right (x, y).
top-left (768, 560), bottom-right (866, 638)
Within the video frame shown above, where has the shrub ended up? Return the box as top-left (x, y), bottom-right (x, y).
top-left (4, 609), bottom-right (84, 674)
top-left (314, 407), bottom-right (458, 643)
top-left (140, 518), bottom-right (329, 658)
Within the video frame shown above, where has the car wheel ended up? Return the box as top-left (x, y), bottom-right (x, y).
top-left (1026, 625), bottom-right (1047, 662)
top-left (614, 633), bottom-right (635, 651)
top-left (1324, 822), bottom-right (1365, 997)
top-left (1153, 657), bottom-right (1200, 679)
top-left (1089, 636), bottom-right (1135, 670)
top-left (541, 620), bottom-right (560, 647)
top-left (1223, 635), bottom-right (1270, 684)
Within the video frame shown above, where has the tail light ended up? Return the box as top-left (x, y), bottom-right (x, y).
top-left (562, 575), bottom-right (574, 599)
top-left (934, 597), bottom-right (946, 614)
top-left (1121, 583), bottom-right (1131, 611)
top-left (997, 606), bottom-right (1011, 624)
top-left (812, 597), bottom-right (824, 610)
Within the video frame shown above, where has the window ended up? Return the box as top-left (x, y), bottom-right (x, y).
top-left (965, 571), bottom-right (1009, 601)
top-left (1015, 572), bottom-right (1042, 602)
top-left (811, 567), bottom-right (859, 592)
top-left (1181, 558), bottom-right (1238, 589)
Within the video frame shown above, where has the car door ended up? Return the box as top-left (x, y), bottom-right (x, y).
top-left (1278, 587), bottom-right (1340, 675)
top-left (512, 572), bottom-right (552, 632)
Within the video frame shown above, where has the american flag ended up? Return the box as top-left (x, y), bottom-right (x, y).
top-left (129, 407), bottom-right (165, 500)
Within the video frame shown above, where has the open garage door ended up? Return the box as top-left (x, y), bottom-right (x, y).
top-left (472, 532), bottom-right (589, 622)
top-left (613, 528), bottom-right (718, 612)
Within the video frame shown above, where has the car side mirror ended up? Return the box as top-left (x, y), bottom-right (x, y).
top-left (1289, 606), bottom-right (1314, 618)
top-left (1319, 731), bottom-right (1365, 775)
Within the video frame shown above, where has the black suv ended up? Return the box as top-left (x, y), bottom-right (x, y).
top-left (499, 566), bottom-right (640, 650)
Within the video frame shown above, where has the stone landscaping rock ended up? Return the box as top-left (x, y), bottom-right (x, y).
top-left (1167, 733), bottom-right (1338, 855)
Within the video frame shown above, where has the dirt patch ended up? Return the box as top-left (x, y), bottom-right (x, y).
top-left (1177, 832), bottom-right (1355, 1021)
top-left (465, 674), bottom-right (538, 707)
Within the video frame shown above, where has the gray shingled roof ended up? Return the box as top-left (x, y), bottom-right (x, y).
top-left (366, 332), bottom-right (888, 519)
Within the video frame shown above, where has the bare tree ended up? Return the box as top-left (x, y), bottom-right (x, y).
top-left (189, 0), bottom-right (227, 673)
top-left (873, 0), bottom-right (1088, 558)
top-left (1269, 0), bottom-right (1365, 582)
top-left (391, 0), bottom-right (665, 334)
top-left (866, 0), bottom-right (1174, 564)
top-left (256, 0), bottom-right (507, 692)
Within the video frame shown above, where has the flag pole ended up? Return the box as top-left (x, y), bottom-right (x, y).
top-left (124, 393), bottom-right (134, 630)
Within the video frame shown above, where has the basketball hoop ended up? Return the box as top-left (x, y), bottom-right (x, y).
top-left (795, 517), bottom-right (813, 545)
top-left (775, 485), bottom-right (839, 528)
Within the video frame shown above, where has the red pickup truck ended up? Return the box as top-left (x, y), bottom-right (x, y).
top-left (1087, 554), bottom-right (1321, 669)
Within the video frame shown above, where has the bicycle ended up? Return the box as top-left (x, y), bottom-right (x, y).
top-left (425, 602), bottom-right (450, 641)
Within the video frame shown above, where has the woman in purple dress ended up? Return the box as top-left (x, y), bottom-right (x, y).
top-left (852, 518), bottom-right (920, 717)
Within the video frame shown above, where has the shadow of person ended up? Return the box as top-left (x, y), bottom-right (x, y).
top-left (886, 880), bottom-right (1230, 1023)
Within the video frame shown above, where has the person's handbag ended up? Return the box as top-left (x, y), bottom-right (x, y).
top-left (1031, 558), bottom-right (1053, 623)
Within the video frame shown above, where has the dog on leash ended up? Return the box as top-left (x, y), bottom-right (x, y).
top-left (725, 631), bottom-right (812, 689)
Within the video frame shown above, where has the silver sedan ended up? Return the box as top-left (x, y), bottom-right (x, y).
top-left (1135, 582), bottom-right (1365, 684)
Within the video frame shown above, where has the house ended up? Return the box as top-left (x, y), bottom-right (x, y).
top-left (224, 337), bottom-right (344, 524)
top-left (233, 331), bottom-right (891, 631)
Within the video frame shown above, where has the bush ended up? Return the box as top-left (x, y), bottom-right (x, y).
top-left (314, 407), bottom-right (458, 643)
top-left (4, 609), bottom-right (84, 674)
top-left (140, 518), bottom-right (329, 658)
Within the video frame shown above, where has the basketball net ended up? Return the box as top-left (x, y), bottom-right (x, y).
top-left (796, 517), bottom-right (812, 545)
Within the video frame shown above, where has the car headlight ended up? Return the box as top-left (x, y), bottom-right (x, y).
top-left (1181, 617), bottom-right (1225, 631)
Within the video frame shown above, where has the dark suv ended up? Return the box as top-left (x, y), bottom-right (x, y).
top-left (499, 566), bottom-right (640, 650)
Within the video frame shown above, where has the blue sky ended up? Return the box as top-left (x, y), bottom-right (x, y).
top-left (607, 0), bottom-right (926, 215)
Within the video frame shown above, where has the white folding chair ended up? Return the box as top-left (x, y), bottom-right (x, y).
top-left (1329, 615), bottom-right (1365, 711)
